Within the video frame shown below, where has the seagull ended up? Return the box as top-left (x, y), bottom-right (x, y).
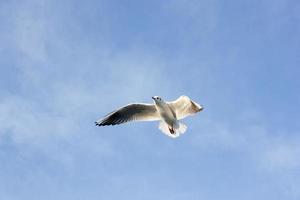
top-left (95, 96), bottom-right (204, 138)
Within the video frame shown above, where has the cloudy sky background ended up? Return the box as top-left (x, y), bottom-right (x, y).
top-left (0, 0), bottom-right (300, 199)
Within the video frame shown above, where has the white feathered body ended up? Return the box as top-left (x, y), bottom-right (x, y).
top-left (155, 101), bottom-right (176, 126)
top-left (154, 100), bottom-right (187, 138)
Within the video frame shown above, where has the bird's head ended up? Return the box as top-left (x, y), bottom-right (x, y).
top-left (152, 96), bottom-right (164, 104)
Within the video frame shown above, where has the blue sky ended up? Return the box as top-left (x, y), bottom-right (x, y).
top-left (0, 0), bottom-right (300, 199)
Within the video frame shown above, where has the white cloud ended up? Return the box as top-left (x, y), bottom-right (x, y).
top-left (188, 110), bottom-right (300, 199)
top-left (190, 114), bottom-right (300, 170)
top-left (0, 0), bottom-right (177, 162)
top-left (261, 139), bottom-right (300, 170)
top-left (1, 1), bottom-right (299, 199)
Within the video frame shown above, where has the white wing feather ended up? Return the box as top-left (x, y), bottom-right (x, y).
top-left (168, 96), bottom-right (203, 120)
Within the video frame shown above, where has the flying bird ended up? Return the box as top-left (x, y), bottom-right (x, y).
top-left (95, 96), bottom-right (204, 138)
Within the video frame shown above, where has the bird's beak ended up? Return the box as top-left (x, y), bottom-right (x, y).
top-left (152, 96), bottom-right (155, 100)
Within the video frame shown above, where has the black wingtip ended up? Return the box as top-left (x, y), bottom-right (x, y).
top-left (95, 121), bottom-right (101, 126)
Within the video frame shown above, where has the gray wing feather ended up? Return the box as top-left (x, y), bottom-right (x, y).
top-left (95, 103), bottom-right (160, 126)
top-left (168, 96), bottom-right (203, 120)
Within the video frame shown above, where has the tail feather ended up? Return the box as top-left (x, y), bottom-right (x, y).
top-left (158, 121), bottom-right (187, 138)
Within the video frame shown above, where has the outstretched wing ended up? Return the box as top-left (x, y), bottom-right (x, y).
top-left (168, 96), bottom-right (203, 120)
top-left (95, 103), bottom-right (160, 126)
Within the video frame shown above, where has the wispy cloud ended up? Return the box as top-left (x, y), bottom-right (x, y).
top-left (0, 0), bottom-right (175, 157)
top-left (1, 0), bottom-right (299, 199)
top-left (187, 109), bottom-right (300, 199)
top-left (190, 111), bottom-right (300, 169)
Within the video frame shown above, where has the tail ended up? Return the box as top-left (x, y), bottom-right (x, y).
top-left (158, 121), bottom-right (187, 138)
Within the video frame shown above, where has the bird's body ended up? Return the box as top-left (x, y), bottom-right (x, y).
top-left (155, 99), bottom-right (176, 126)
top-left (95, 96), bottom-right (203, 138)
